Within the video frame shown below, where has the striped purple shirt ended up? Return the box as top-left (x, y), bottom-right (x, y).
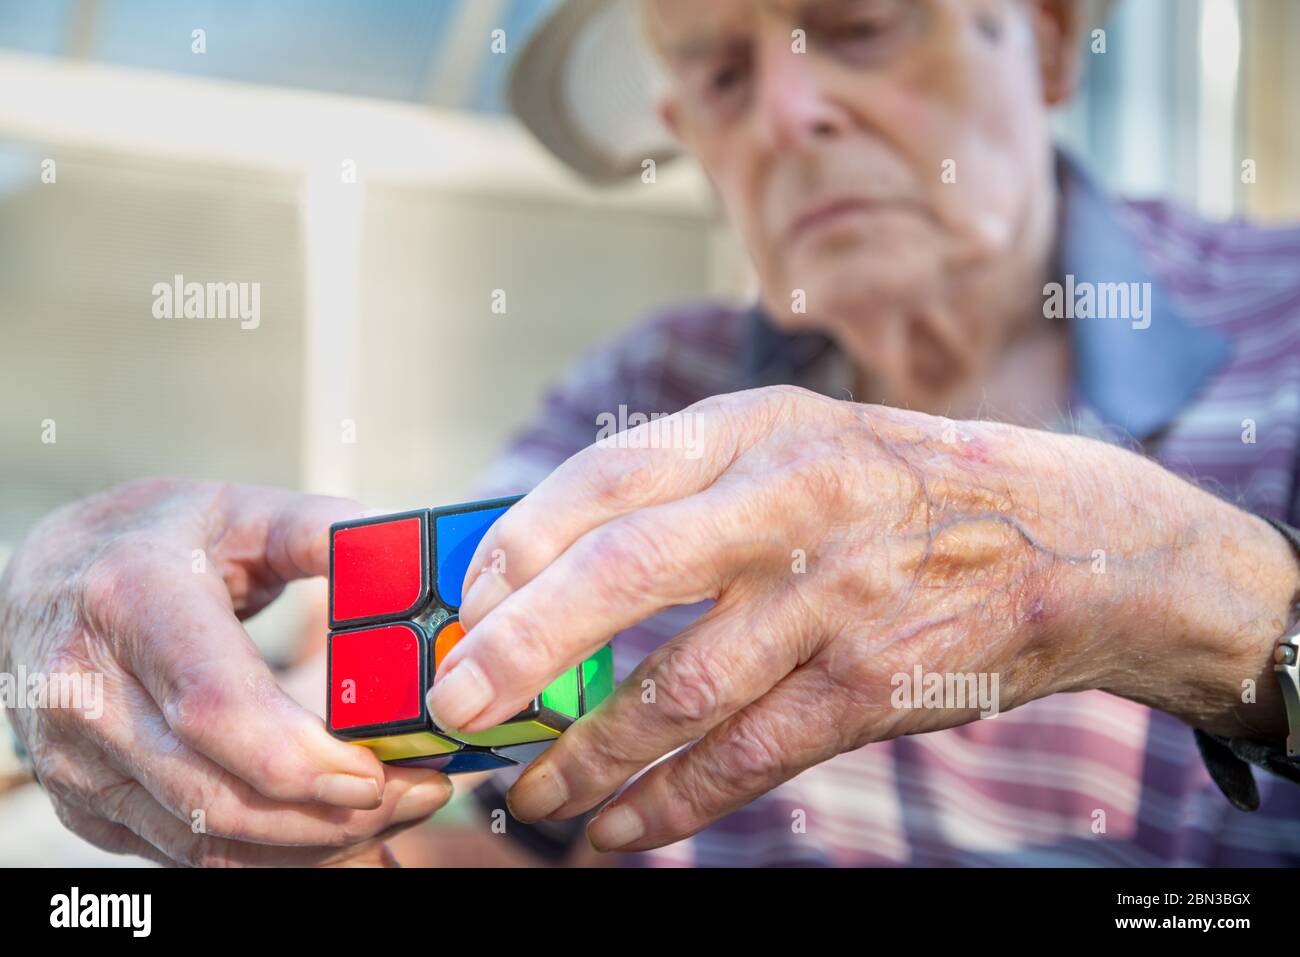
top-left (473, 156), bottom-right (1300, 866)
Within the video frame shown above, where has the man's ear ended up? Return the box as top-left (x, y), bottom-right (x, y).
top-left (1027, 0), bottom-right (1090, 107)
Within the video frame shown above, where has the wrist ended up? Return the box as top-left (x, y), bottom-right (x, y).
top-left (1091, 465), bottom-right (1300, 740)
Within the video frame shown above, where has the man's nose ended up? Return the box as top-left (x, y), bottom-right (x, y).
top-left (751, 34), bottom-right (849, 154)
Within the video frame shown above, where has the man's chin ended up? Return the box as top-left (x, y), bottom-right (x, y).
top-left (764, 254), bottom-right (937, 331)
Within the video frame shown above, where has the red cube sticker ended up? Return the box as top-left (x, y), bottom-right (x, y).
top-left (329, 624), bottom-right (424, 731)
top-left (330, 514), bottom-right (427, 625)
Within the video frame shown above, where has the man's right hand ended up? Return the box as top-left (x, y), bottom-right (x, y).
top-left (0, 479), bottom-right (453, 867)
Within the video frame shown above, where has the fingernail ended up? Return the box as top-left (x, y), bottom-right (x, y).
top-left (393, 779), bottom-right (451, 820)
top-left (426, 659), bottom-right (493, 732)
top-left (507, 762), bottom-right (568, 822)
top-left (315, 773), bottom-right (382, 809)
top-left (588, 804), bottom-right (645, 852)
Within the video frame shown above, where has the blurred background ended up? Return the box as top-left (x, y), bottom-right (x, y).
top-left (1, 0), bottom-right (1298, 864)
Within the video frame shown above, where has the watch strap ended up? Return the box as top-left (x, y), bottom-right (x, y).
top-left (1264, 517), bottom-right (1300, 757)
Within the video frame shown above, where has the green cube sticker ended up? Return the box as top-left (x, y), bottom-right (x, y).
top-left (540, 666), bottom-right (581, 719)
top-left (581, 645), bottom-right (615, 713)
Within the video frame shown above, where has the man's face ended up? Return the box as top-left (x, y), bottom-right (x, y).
top-left (648, 0), bottom-right (1069, 408)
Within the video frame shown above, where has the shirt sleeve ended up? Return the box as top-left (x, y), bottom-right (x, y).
top-left (1194, 514), bottom-right (1300, 811)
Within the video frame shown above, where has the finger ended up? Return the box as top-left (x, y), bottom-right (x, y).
top-left (85, 544), bottom-right (389, 808)
top-left (52, 802), bottom-right (173, 867)
top-left (506, 595), bottom-right (814, 823)
top-left (82, 757), bottom-right (424, 867)
top-left (81, 665), bottom-right (452, 846)
top-left (32, 725), bottom-right (165, 865)
top-left (205, 486), bottom-right (367, 616)
top-left (429, 485), bottom-right (783, 733)
top-left (457, 395), bottom-right (751, 630)
top-left (585, 664), bottom-right (844, 853)
top-left (45, 699), bottom-right (446, 866)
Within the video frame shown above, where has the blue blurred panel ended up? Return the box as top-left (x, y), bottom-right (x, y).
top-left (433, 504), bottom-right (511, 608)
top-left (92, 0), bottom-right (464, 101)
top-left (0, 0), bottom-right (75, 54)
top-left (0, 144), bottom-right (39, 199)
top-left (470, 0), bottom-right (557, 113)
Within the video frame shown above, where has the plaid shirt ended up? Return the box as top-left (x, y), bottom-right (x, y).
top-left (473, 154), bottom-right (1300, 866)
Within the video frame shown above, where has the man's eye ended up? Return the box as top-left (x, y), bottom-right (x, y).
top-left (711, 63), bottom-right (748, 93)
top-left (826, 13), bottom-right (898, 46)
top-left (836, 18), bottom-right (887, 40)
top-left (816, 8), bottom-right (912, 65)
top-left (694, 58), bottom-right (752, 121)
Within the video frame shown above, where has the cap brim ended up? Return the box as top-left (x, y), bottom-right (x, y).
top-left (507, 0), bottom-right (679, 185)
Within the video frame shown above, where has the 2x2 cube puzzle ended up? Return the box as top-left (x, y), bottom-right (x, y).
top-left (327, 495), bottom-right (614, 773)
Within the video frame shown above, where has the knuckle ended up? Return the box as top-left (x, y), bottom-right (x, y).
top-left (712, 715), bottom-right (788, 784)
top-left (87, 777), bottom-right (141, 825)
top-left (655, 719), bottom-right (793, 833)
top-left (648, 643), bottom-right (732, 727)
top-left (112, 477), bottom-right (193, 503)
top-left (486, 520), bottom-right (545, 590)
top-left (43, 643), bottom-right (104, 697)
top-left (587, 516), bottom-right (677, 601)
top-left (585, 446), bottom-right (661, 511)
top-left (160, 670), bottom-right (226, 744)
top-left (762, 383), bottom-right (813, 406)
top-left (755, 384), bottom-right (818, 426)
top-left (78, 533), bottom-right (162, 632)
top-left (660, 719), bottom-right (789, 837)
top-left (244, 736), bottom-right (306, 800)
top-left (35, 751), bottom-right (90, 807)
top-left (781, 449), bottom-right (855, 516)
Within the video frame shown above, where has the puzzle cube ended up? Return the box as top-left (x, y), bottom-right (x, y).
top-left (326, 495), bottom-right (615, 773)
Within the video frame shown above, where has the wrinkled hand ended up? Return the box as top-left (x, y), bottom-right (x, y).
top-left (0, 480), bottom-right (451, 866)
top-left (431, 385), bottom-right (1296, 852)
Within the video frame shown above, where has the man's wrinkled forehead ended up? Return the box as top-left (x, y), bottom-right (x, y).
top-left (643, 0), bottom-right (813, 63)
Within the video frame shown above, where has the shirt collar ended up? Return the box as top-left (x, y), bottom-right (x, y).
top-left (1054, 152), bottom-right (1230, 440)
top-left (740, 311), bottom-right (835, 392)
top-left (742, 151), bottom-right (1231, 441)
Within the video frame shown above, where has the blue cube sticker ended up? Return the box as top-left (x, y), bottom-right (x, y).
top-left (433, 505), bottom-right (511, 607)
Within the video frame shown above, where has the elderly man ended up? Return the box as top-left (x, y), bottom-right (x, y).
top-left (3, 0), bottom-right (1300, 867)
